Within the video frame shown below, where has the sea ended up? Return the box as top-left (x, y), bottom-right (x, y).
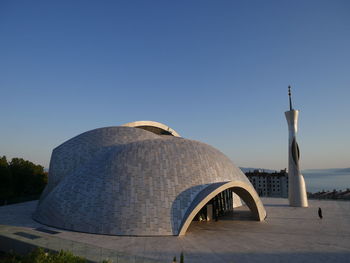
top-left (302, 169), bottom-right (350, 193)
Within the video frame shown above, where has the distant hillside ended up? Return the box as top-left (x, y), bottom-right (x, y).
top-left (303, 168), bottom-right (350, 174)
top-left (334, 168), bottom-right (350, 173)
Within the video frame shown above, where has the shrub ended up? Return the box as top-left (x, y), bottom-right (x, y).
top-left (180, 252), bottom-right (184, 263)
top-left (0, 248), bottom-right (87, 263)
top-left (27, 248), bottom-right (86, 263)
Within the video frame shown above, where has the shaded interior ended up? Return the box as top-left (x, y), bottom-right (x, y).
top-left (136, 126), bottom-right (173, 136)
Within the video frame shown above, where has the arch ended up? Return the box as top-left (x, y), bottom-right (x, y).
top-left (122, 120), bottom-right (181, 137)
top-left (178, 181), bottom-right (266, 236)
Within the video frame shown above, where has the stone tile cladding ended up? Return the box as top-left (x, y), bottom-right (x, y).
top-left (34, 126), bottom-right (252, 236)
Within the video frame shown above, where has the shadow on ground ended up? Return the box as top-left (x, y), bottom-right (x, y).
top-left (218, 210), bottom-right (255, 221)
top-left (181, 251), bottom-right (350, 263)
top-left (264, 203), bottom-right (290, 207)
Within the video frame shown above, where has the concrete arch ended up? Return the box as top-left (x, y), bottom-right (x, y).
top-left (122, 120), bottom-right (181, 137)
top-left (178, 181), bottom-right (266, 236)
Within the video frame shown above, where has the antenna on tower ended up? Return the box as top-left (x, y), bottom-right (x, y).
top-left (288, 86), bottom-right (293, 111)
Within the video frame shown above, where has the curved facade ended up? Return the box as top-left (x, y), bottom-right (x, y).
top-left (34, 123), bottom-right (266, 236)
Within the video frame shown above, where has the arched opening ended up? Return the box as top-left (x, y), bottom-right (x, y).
top-left (135, 125), bottom-right (173, 136)
top-left (122, 121), bottom-right (181, 137)
top-left (191, 188), bottom-right (246, 222)
top-left (178, 181), bottom-right (266, 236)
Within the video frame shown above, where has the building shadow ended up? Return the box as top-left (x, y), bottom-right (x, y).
top-left (264, 204), bottom-right (289, 207)
top-left (218, 210), bottom-right (254, 221)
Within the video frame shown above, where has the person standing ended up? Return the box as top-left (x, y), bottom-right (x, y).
top-left (318, 207), bottom-right (323, 219)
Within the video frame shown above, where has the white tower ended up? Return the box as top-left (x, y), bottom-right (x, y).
top-left (285, 86), bottom-right (308, 207)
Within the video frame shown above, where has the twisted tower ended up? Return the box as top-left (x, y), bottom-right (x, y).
top-left (285, 86), bottom-right (308, 207)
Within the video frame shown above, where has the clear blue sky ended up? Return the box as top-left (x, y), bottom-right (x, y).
top-left (1, 0), bottom-right (349, 170)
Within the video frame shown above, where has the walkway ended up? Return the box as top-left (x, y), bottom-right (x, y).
top-left (1, 198), bottom-right (349, 262)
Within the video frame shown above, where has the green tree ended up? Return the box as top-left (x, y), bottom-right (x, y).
top-left (0, 156), bottom-right (48, 205)
top-left (9, 158), bottom-right (46, 196)
top-left (0, 156), bottom-right (13, 202)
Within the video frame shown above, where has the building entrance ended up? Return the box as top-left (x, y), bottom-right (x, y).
top-left (193, 188), bottom-right (247, 222)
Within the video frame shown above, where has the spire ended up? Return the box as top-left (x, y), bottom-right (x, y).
top-left (288, 86), bottom-right (293, 111)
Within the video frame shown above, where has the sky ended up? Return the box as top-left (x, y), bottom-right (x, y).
top-left (0, 0), bottom-right (349, 170)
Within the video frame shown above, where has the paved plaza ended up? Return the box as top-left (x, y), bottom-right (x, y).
top-left (1, 198), bottom-right (349, 262)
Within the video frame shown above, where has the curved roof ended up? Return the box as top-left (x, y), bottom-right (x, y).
top-left (34, 125), bottom-right (265, 236)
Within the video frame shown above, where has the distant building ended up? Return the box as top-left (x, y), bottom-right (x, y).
top-left (245, 169), bottom-right (288, 198)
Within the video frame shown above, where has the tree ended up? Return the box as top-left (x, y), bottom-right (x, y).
top-left (0, 156), bottom-right (48, 204)
top-left (9, 158), bottom-right (45, 196)
top-left (0, 156), bottom-right (13, 202)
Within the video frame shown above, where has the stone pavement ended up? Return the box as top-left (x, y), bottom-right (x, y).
top-left (1, 198), bottom-right (350, 262)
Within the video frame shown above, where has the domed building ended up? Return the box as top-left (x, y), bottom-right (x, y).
top-left (34, 121), bottom-right (266, 236)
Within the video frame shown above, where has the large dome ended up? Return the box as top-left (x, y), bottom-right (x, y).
top-left (34, 122), bottom-right (266, 236)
